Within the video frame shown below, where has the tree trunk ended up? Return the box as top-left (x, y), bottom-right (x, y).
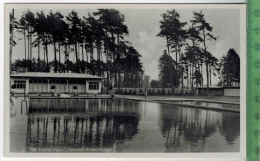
top-left (30, 29), bottom-right (32, 71)
top-left (175, 45), bottom-right (178, 63)
top-left (38, 37), bottom-right (40, 72)
top-left (82, 43), bottom-right (84, 73)
top-left (85, 46), bottom-right (88, 64)
top-left (59, 43), bottom-right (61, 72)
top-left (43, 45), bottom-right (45, 70)
top-left (75, 43), bottom-right (79, 73)
top-left (209, 67), bottom-right (211, 86)
top-left (191, 64), bottom-right (194, 95)
top-left (45, 43), bottom-right (49, 72)
top-left (206, 60), bottom-right (209, 94)
top-left (23, 31), bottom-right (27, 69)
top-left (106, 49), bottom-right (109, 94)
top-left (97, 44), bottom-right (101, 76)
top-left (190, 63), bottom-right (192, 89)
top-left (201, 63), bottom-right (203, 86)
top-left (112, 32), bottom-right (117, 87)
top-left (54, 41), bottom-right (57, 73)
top-left (65, 43), bottom-right (68, 73)
top-left (9, 9), bottom-right (14, 76)
top-left (203, 29), bottom-right (209, 95)
top-left (187, 65), bottom-right (189, 89)
top-left (27, 26), bottom-right (30, 71)
top-left (90, 44), bottom-right (94, 75)
top-left (166, 37), bottom-right (170, 56)
top-left (181, 67), bottom-right (184, 95)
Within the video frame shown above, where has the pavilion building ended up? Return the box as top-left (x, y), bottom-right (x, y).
top-left (10, 72), bottom-right (103, 94)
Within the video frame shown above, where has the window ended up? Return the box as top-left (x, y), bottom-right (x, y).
top-left (89, 82), bottom-right (99, 90)
top-left (14, 80), bottom-right (26, 89)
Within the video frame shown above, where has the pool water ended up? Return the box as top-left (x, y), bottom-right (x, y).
top-left (10, 98), bottom-right (240, 153)
top-left (164, 100), bottom-right (239, 109)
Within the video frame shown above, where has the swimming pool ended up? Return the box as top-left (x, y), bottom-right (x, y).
top-left (10, 98), bottom-right (240, 153)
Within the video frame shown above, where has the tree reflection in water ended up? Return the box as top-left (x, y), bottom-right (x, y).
top-left (24, 99), bottom-right (240, 153)
top-left (218, 113), bottom-right (240, 144)
top-left (159, 104), bottom-right (239, 152)
top-left (26, 99), bottom-right (140, 152)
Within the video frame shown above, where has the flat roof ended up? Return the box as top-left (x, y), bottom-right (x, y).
top-left (11, 72), bottom-right (103, 79)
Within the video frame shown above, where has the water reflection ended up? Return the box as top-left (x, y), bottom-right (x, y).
top-left (159, 104), bottom-right (240, 152)
top-left (19, 99), bottom-right (240, 153)
top-left (169, 101), bottom-right (239, 109)
top-left (26, 99), bottom-right (140, 152)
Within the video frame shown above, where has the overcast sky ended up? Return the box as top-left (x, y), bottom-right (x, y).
top-left (11, 6), bottom-right (241, 86)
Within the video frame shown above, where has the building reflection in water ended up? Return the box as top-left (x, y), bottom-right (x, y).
top-left (24, 99), bottom-right (240, 153)
top-left (26, 99), bottom-right (141, 152)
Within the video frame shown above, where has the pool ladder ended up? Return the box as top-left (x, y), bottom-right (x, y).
top-left (21, 100), bottom-right (28, 115)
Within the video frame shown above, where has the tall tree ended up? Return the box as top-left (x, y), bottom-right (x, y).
top-left (47, 11), bottom-right (67, 73)
top-left (184, 45), bottom-right (201, 93)
top-left (22, 10), bottom-right (35, 72)
top-left (158, 50), bottom-right (180, 90)
top-left (157, 10), bottom-right (187, 61)
top-left (83, 14), bottom-right (96, 75)
top-left (191, 11), bottom-right (217, 94)
top-left (17, 12), bottom-right (28, 69)
top-left (34, 11), bottom-right (49, 72)
top-left (220, 48), bottom-right (240, 86)
top-left (9, 9), bottom-right (16, 75)
top-left (66, 10), bottom-right (82, 73)
top-left (150, 80), bottom-right (161, 88)
top-left (93, 9), bottom-right (129, 87)
top-left (185, 26), bottom-right (203, 91)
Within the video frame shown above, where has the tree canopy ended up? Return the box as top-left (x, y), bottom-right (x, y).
top-left (220, 48), bottom-right (240, 86)
top-left (12, 9), bottom-right (143, 89)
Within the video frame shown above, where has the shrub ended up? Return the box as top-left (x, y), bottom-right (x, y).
top-left (128, 89), bottom-right (132, 95)
top-left (152, 89), bottom-right (155, 95)
top-left (133, 90), bottom-right (137, 95)
top-left (115, 89), bottom-right (120, 94)
top-left (124, 90), bottom-right (128, 95)
top-left (161, 89), bottom-right (166, 95)
top-left (156, 90), bottom-right (161, 95)
top-left (148, 89), bottom-right (152, 95)
top-left (167, 90), bottom-right (171, 95)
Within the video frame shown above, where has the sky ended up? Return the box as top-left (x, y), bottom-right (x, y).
top-left (10, 5), bottom-right (241, 86)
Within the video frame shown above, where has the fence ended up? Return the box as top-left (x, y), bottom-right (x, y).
top-left (106, 87), bottom-right (193, 95)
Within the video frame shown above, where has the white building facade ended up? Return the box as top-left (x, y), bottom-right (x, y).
top-left (10, 72), bottom-right (103, 94)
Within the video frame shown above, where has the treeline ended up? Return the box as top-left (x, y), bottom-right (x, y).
top-left (11, 9), bottom-right (143, 88)
top-left (155, 10), bottom-right (240, 94)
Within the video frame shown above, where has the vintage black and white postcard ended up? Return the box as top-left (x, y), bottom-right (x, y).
top-left (4, 3), bottom-right (246, 159)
